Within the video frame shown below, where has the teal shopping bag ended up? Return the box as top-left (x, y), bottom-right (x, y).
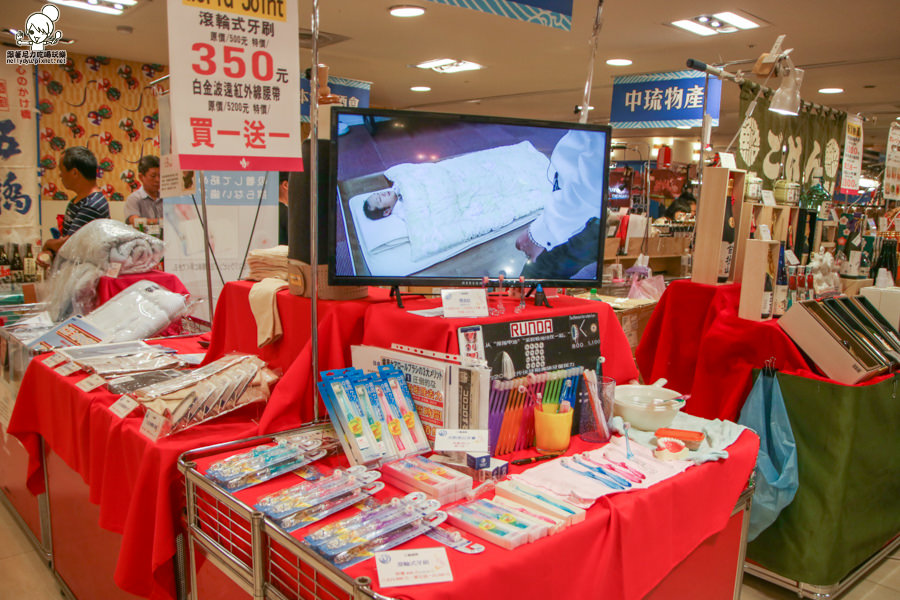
top-left (738, 371), bottom-right (799, 541)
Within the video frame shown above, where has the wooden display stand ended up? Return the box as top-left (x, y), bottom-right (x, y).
top-left (692, 168), bottom-right (745, 284)
top-left (738, 239), bottom-right (780, 321)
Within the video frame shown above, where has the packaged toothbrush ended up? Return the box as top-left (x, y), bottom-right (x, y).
top-left (361, 374), bottom-right (416, 458)
top-left (378, 365), bottom-right (431, 453)
top-left (494, 479), bottom-right (585, 526)
top-left (318, 371), bottom-right (386, 465)
top-left (446, 502), bottom-right (530, 550)
top-left (343, 368), bottom-right (398, 460)
top-left (206, 439), bottom-right (325, 491)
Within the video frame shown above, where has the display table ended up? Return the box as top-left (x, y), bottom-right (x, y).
top-left (636, 279), bottom-right (900, 595)
top-left (362, 293), bottom-right (640, 384)
top-left (6, 336), bottom-right (259, 600)
top-left (181, 428), bottom-right (758, 600)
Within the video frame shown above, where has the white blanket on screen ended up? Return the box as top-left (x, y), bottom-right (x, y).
top-left (382, 141), bottom-right (552, 260)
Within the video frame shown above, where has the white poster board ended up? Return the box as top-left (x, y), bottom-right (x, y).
top-left (884, 122), bottom-right (900, 202)
top-left (0, 62), bottom-right (40, 245)
top-left (838, 115), bottom-right (863, 195)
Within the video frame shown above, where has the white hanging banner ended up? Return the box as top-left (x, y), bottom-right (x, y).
top-left (166, 0), bottom-right (303, 172)
top-left (884, 122), bottom-right (900, 202)
top-left (0, 62), bottom-right (40, 245)
top-left (838, 115), bottom-right (863, 195)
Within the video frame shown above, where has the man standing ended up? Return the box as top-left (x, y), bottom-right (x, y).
top-left (124, 155), bottom-right (162, 226)
top-left (278, 171), bottom-right (289, 245)
top-left (40, 146), bottom-right (109, 262)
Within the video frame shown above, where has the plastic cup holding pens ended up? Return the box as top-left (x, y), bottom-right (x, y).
top-left (533, 404), bottom-right (574, 455)
top-left (580, 376), bottom-right (615, 444)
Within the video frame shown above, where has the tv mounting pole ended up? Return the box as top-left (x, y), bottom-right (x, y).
top-left (309, 0), bottom-right (320, 420)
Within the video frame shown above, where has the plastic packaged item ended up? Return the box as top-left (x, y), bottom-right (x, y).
top-left (107, 369), bottom-right (185, 394)
top-left (206, 440), bottom-right (325, 491)
top-left (446, 501), bottom-right (532, 550)
top-left (81, 280), bottom-right (191, 343)
top-left (44, 219), bottom-right (166, 321)
top-left (255, 465), bottom-right (383, 531)
top-left (380, 454), bottom-right (473, 504)
top-left (318, 370), bottom-right (387, 465)
top-left (377, 365), bottom-right (431, 453)
top-left (493, 480), bottom-right (585, 526)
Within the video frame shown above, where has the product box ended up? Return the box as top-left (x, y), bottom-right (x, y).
top-left (860, 286), bottom-right (900, 330)
top-left (591, 295), bottom-right (657, 351)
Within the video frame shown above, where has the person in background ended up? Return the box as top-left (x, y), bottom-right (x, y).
top-left (39, 146), bottom-right (109, 265)
top-left (278, 172), bottom-right (289, 245)
top-left (124, 155), bottom-right (161, 226)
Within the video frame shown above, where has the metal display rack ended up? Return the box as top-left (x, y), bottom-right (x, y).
top-left (179, 423), bottom-right (395, 600)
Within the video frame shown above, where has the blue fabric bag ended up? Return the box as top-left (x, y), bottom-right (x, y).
top-left (738, 371), bottom-right (799, 541)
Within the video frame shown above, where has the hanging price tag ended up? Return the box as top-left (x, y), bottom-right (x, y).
top-left (105, 262), bottom-right (122, 278)
top-left (140, 410), bottom-right (167, 442)
top-left (43, 353), bottom-right (67, 368)
top-left (55, 362), bottom-right (82, 377)
top-left (76, 374), bottom-right (107, 393)
top-left (784, 250), bottom-right (801, 266)
top-left (758, 224), bottom-right (773, 241)
top-left (109, 395), bottom-right (139, 419)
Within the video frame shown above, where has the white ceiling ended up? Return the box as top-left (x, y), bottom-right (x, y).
top-left (4, 0), bottom-right (899, 150)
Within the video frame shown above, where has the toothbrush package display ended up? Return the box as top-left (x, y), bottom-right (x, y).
top-left (303, 493), bottom-right (446, 568)
top-left (446, 498), bottom-right (551, 550)
top-left (380, 454), bottom-right (473, 504)
top-left (255, 465), bottom-right (384, 531)
top-left (206, 439), bottom-right (326, 492)
top-left (318, 367), bottom-right (430, 466)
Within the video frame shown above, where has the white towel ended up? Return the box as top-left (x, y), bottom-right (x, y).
top-left (248, 278), bottom-right (289, 346)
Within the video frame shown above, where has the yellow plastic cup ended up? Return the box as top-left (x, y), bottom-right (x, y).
top-left (533, 406), bottom-right (574, 455)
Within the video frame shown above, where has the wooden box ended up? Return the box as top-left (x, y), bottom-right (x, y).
top-left (691, 168), bottom-right (745, 285)
top-left (738, 239), bottom-right (780, 321)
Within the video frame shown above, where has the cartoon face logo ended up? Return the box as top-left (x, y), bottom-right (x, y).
top-left (15, 5), bottom-right (63, 52)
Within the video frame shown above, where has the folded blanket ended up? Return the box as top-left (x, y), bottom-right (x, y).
top-left (45, 219), bottom-right (166, 321)
top-left (384, 141), bottom-right (552, 260)
top-left (247, 245), bottom-right (289, 281)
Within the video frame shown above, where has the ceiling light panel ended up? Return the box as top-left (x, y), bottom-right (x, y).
top-left (390, 5), bottom-right (425, 17)
top-left (671, 20), bottom-right (717, 36)
top-left (713, 12), bottom-right (761, 30)
top-left (606, 59), bottom-right (633, 66)
top-left (672, 11), bottom-right (762, 36)
top-left (416, 58), bottom-right (457, 69)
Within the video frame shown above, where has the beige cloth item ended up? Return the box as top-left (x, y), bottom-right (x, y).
top-left (247, 245), bottom-right (289, 281)
top-left (249, 277), bottom-right (290, 346)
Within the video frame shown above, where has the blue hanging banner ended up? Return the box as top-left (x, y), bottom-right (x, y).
top-left (609, 70), bottom-right (722, 129)
top-left (423, 0), bottom-right (573, 31)
top-left (300, 76), bottom-right (371, 123)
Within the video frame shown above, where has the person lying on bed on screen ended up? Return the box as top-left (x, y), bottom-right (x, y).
top-left (362, 187), bottom-right (405, 221)
top-left (515, 130), bottom-right (610, 280)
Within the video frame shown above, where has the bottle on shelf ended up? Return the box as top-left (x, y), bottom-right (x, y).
top-left (774, 244), bottom-right (789, 317)
top-left (23, 243), bottom-right (36, 283)
top-left (805, 266), bottom-right (815, 300)
top-left (859, 250), bottom-right (871, 280)
top-left (10, 243), bottom-right (23, 284)
top-left (717, 176), bottom-right (736, 283)
top-left (761, 251), bottom-right (775, 319)
top-left (787, 266), bottom-right (798, 309)
top-left (0, 244), bottom-right (10, 287)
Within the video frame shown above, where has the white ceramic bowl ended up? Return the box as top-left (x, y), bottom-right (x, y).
top-left (613, 383), bottom-right (685, 431)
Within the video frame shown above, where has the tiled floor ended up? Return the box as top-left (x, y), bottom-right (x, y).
top-left (1, 499), bottom-right (898, 599)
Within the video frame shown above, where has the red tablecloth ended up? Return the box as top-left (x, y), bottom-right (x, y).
top-left (6, 336), bottom-right (260, 600)
top-left (634, 279), bottom-right (890, 421)
top-left (362, 293), bottom-right (640, 384)
top-left (203, 281), bottom-right (392, 432)
top-left (195, 431), bottom-right (758, 600)
top-left (97, 270), bottom-right (191, 337)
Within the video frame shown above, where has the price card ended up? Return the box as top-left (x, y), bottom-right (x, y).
top-left (105, 262), bottom-right (122, 278)
top-left (109, 395), bottom-right (139, 419)
top-left (761, 190), bottom-right (777, 206)
top-left (375, 548), bottom-right (453, 587)
top-left (441, 289), bottom-right (489, 318)
top-left (140, 410), bottom-right (167, 442)
top-left (43, 353), bottom-right (66, 368)
top-left (55, 362), bottom-right (81, 377)
top-left (784, 250), bottom-right (801, 266)
top-left (76, 374), bottom-right (107, 392)
top-left (718, 152), bottom-right (737, 169)
top-left (433, 429), bottom-right (489, 453)
top-left (758, 224), bottom-right (773, 241)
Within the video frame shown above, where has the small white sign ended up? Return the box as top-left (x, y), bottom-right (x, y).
top-left (43, 353), bottom-right (66, 368)
top-left (140, 410), bottom-right (167, 442)
top-left (433, 429), bottom-right (489, 453)
top-left (441, 289), bottom-right (489, 319)
top-left (105, 262), bottom-right (122, 278)
top-left (761, 190), bottom-right (777, 206)
top-left (758, 224), bottom-right (772, 241)
top-left (109, 395), bottom-right (139, 419)
top-left (54, 362), bottom-right (81, 376)
top-left (75, 374), bottom-right (107, 393)
top-left (784, 249), bottom-right (801, 266)
top-left (375, 547), bottom-right (453, 588)
top-left (719, 152), bottom-right (737, 169)
top-left (175, 353), bottom-right (206, 366)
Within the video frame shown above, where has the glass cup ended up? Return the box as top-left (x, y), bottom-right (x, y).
top-left (580, 376), bottom-right (615, 444)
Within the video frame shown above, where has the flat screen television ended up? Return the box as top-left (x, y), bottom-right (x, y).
top-left (328, 107), bottom-right (611, 288)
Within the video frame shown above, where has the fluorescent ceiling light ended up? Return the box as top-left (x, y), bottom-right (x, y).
top-left (671, 20), bottom-right (717, 36)
top-left (416, 58), bottom-right (456, 69)
top-left (606, 58), bottom-right (632, 66)
top-left (431, 60), bottom-right (482, 73)
top-left (390, 5), bottom-right (425, 17)
top-left (410, 86), bottom-right (431, 92)
top-left (818, 87), bottom-right (844, 94)
top-left (49, 0), bottom-right (123, 15)
top-left (713, 11), bottom-right (760, 30)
